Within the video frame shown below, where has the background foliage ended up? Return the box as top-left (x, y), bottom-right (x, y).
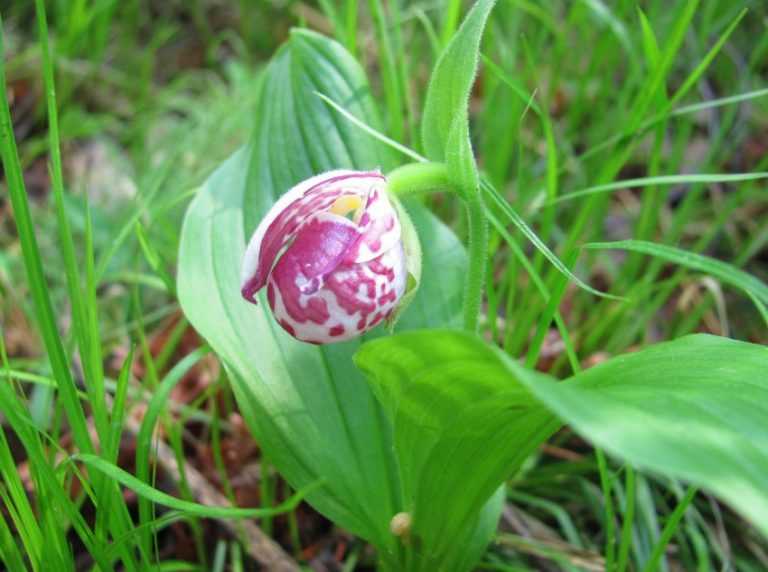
top-left (0, 0), bottom-right (766, 570)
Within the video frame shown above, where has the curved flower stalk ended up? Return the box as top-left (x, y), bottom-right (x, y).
top-left (241, 170), bottom-right (415, 344)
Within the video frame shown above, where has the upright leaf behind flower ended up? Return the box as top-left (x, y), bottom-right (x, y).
top-left (421, 0), bottom-right (497, 162)
top-left (420, 0), bottom-right (496, 333)
top-left (177, 29), bottom-right (468, 564)
top-left (419, 0), bottom-right (615, 305)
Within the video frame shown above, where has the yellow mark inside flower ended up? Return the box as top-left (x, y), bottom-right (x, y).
top-left (329, 195), bottom-right (363, 221)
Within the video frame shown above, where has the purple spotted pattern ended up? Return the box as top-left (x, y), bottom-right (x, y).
top-left (241, 170), bottom-right (407, 344)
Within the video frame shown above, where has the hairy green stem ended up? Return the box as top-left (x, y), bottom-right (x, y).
top-left (463, 195), bottom-right (487, 332)
top-left (387, 162), bottom-right (486, 332)
top-left (387, 162), bottom-right (450, 196)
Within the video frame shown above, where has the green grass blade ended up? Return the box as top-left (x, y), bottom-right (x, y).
top-left (72, 454), bottom-right (317, 519)
top-left (0, 369), bottom-right (57, 387)
top-left (0, 489), bottom-right (28, 572)
top-left (135, 221), bottom-right (175, 294)
top-left (0, 451), bottom-right (39, 567)
top-left (581, 0), bottom-right (634, 60)
top-left (576, 4), bottom-right (745, 177)
top-left (316, 0), bottom-right (341, 42)
top-left (316, 92), bottom-right (426, 163)
top-left (0, 335), bottom-right (42, 565)
top-left (368, 0), bottom-right (404, 142)
top-left (747, 293), bottom-right (768, 328)
top-left (617, 465), bottom-right (636, 572)
top-left (672, 87), bottom-right (768, 117)
top-left (32, 4), bottom-right (141, 565)
top-left (0, 9), bottom-right (93, 458)
top-left (666, 8), bottom-right (747, 110)
top-left (0, 365), bottom-right (111, 570)
top-left (440, 0), bottom-right (464, 47)
top-left (578, 87), bottom-right (768, 166)
top-left (482, 181), bottom-right (622, 300)
top-left (135, 348), bottom-right (209, 553)
top-left (0, 428), bottom-right (42, 564)
top-left (481, 54), bottom-right (544, 116)
top-left (344, 0), bottom-right (358, 56)
top-left (105, 512), bottom-right (191, 562)
top-left (34, 0), bottom-right (92, 396)
top-left (555, 0), bottom-right (700, 264)
top-left (625, 0), bottom-right (700, 135)
top-left (553, 173), bottom-right (768, 204)
top-left (96, 347), bottom-right (135, 538)
top-left (585, 239), bottom-right (768, 310)
top-left (641, 487), bottom-right (699, 572)
top-left (484, 209), bottom-right (579, 370)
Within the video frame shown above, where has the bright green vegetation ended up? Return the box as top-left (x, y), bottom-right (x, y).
top-left (1, 1), bottom-right (766, 571)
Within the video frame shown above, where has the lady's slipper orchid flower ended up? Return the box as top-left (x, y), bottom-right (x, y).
top-left (241, 170), bottom-right (410, 344)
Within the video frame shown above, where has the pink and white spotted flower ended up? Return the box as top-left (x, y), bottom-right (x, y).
top-left (240, 170), bottom-right (411, 344)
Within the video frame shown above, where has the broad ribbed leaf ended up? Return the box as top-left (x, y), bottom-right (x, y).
top-left (355, 330), bottom-right (560, 570)
top-left (517, 334), bottom-right (768, 538)
top-left (177, 29), bottom-right (467, 562)
top-left (357, 329), bottom-right (768, 557)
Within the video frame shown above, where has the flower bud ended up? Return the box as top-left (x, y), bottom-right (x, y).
top-left (241, 170), bottom-right (410, 344)
top-left (389, 512), bottom-right (412, 538)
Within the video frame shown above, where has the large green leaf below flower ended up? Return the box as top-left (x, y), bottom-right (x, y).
top-left (357, 330), bottom-right (768, 541)
top-left (177, 29), bottom-right (494, 567)
top-left (355, 331), bottom-right (561, 570)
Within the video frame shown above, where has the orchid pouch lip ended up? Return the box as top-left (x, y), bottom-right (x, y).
top-left (241, 170), bottom-right (408, 344)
